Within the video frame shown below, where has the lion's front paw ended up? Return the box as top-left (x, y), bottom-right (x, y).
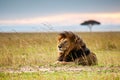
top-left (54, 61), bottom-right (67, 65)
top-left (54, 61), bottom-right (60, 64)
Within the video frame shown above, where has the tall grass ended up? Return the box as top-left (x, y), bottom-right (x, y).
top-left (0, 32), bottom-right (120, 67)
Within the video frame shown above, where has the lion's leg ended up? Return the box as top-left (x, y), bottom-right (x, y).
top-left (54, 61), bottom-right (74, 65)
top-left (89, 52), bottom-right (98, 65)
top-left (75, 52), bottom-right (98, 65)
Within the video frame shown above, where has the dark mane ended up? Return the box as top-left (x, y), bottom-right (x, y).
top-left (58, 48), bottom-right (90, 62)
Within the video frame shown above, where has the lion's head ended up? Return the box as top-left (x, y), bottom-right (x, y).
top-left (57, 31), bottom-right (85, 54)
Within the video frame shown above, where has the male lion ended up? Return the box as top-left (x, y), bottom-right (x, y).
top-left (56, 31), bottom-right (98, 65)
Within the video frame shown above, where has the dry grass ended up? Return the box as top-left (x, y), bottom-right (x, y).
top-left (0, 32), bottom-right (120, 67)
top-left (0, 33), bottom-right (57, 66)
top-left (0, 32), bottom-right (120, 80)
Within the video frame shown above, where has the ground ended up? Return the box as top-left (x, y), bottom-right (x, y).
top-left (0, 32), bottom-right (120, 80)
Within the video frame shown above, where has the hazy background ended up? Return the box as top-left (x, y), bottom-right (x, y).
top-left (0, 0), bottom-right (120, 32)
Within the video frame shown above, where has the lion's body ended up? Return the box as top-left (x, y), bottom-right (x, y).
top-left (57, 31), bottom-right (98, 65)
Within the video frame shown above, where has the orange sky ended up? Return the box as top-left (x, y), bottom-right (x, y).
top-left (0, 13), bottom-right (120, 26)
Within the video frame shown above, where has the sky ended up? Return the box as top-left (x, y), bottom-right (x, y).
top-left (0, 0), bottom-right (120, 32)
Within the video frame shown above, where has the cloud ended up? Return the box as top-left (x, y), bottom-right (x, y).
top-left (0, 13), bottom-right (120, 26)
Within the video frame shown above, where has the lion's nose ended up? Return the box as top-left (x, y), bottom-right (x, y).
top-left (58, 45), bottom-right (62, 48)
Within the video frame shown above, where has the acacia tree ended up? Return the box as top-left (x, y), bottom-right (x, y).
top-left (80, 20), bottom-right (101, 32)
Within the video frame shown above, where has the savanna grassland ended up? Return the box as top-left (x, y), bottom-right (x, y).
top-left (0, 32), bottom-right (120, 80)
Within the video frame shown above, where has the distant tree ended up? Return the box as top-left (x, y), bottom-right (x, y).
top-left (80, 20), bottom-right (101, 32)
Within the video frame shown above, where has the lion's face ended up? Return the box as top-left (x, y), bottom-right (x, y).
top-left (57, 38), bottom-right (71, 53)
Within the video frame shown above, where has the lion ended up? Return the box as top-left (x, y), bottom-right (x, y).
top-left (56, 31), bottom-right (98, 65)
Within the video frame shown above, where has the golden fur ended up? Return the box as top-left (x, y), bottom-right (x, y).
top-left (56, 31), bottom-right (98, 65)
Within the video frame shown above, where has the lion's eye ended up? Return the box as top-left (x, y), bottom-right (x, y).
top-left (64, 41), bottom-right (67, 43)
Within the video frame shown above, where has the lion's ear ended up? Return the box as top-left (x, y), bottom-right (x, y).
top-left (59, 32), bottom-right (66, 38)
top-left (63, 31), bottom-right (75, 42)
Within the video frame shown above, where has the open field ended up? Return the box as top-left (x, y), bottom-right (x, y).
top-left (0, 32), bottom-right (120, 80)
